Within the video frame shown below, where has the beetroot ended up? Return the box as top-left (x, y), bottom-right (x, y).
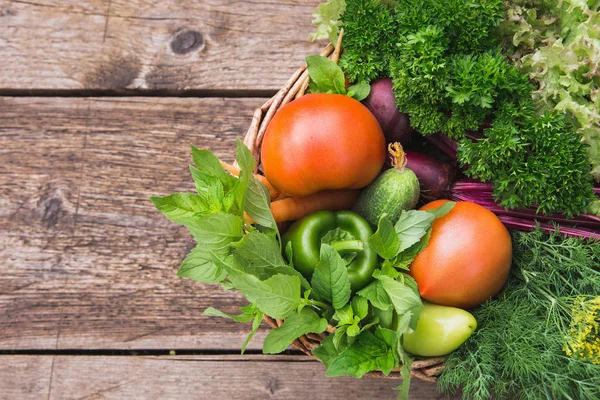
top-left (405, 151), bottom-right (455, 200)
top-left (363, 78), bottom-right (414, 145)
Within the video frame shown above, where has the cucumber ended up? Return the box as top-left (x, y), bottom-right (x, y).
top-left (352, 143), bottom-right (420, 227)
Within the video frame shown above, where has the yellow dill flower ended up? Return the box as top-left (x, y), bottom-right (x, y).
top-left (564, 296), bottom-right (600, 365)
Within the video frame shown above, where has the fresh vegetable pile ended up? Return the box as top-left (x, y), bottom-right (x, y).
top-left (152, 1), bottom-right (600, 399)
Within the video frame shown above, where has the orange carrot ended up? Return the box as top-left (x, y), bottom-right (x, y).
top-left (219, 160), bottom-right (280, 200)
top-left (270, 190), bottom-right (360, 223)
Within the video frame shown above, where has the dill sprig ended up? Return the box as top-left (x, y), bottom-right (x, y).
top-left (438, 229), bottom-right (600, 400)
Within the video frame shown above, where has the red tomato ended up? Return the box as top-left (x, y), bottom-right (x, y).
top-left (261, 94), bottom-right (386, 197)
top-left (410, 200), bottom-right (512, 309)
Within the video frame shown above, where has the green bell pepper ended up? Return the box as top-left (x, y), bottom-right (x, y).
top-left (282, 210), bottom-right (378, 292)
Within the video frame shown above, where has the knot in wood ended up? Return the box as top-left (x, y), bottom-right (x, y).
top-left (170, 29), bottom-right (204, 55)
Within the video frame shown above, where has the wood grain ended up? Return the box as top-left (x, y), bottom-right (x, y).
top-left (0, 355), bottom-right (460, 400)
top-left (0, 0), bottom-right (323, 92)
top-left (0, 96), bottom-right (275, 350)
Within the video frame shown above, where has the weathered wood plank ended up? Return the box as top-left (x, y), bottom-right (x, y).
top-left (0, 0), bottom-right (323, 92)
top-left (0, 355), bottom-right (460, 399)
top-left (0, 356), bottom-right (53, 400)
top-left (0, 96), bottom-right (272, 350)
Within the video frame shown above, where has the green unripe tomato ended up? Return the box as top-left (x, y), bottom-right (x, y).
top-left (402, 302), bottom-right (477, 357)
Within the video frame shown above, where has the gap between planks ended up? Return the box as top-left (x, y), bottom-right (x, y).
top-left (0, 88), bottom-right (278, 98)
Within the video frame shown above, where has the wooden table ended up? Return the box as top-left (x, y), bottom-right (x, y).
top-left (0, 1), bottom-right (460, 398)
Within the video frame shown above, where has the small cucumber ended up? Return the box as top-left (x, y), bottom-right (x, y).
top-left (352, 143), bottom-right (420, 226)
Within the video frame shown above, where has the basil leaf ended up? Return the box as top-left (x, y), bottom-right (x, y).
top-left (186, 213), bottom-right (244, 245)
top-left (306, 55), bottom-right (346, 95)
top-left (377, 275), bottom-right (422, 330)
top-left (204, 305), bottom-right (263, 354)
top-left (394, 210), bottom-right (435, 253)
top-left (231, 232), bottom-right (310, 287)
top-left (229, 273), bottom-right (302, 319)
top-left (347, 81), bottom-right (371, 102)
top-left (321, 227), bottom-right (355, 243)
top-left (191, 145), bottom-right (236, 190)
top-left (374, 326), bottom-right (398, 348)
top-left (333, 324), bottom-right (350, 351)
top-left (427, 201), bottom-right (456, 219)
top-left (347, 321), bottom-right (361, 337)
top-left (357, 280), bottom-right (392, 311)
top-left (203, 306), bottom-right (255, 323)
top-left (333, 304), bottom-right (354, 326)
top-left (230, 139), bottom-right (256, 216)
top-left (177, 245), bottom-right (228, 283)
top-left (150, 193), bottom-right (206, 226)
top-left (312, 335), bottom-right (340, 368)
top-left (189, 167), bottom-right (226, 213)
top-left (263, 308), bottom-right (328, 354)
top-left (231, 232), bottom-right (287, 276)
top-left (311, 244), bottom-right (352, 309)
top-left (369, 215), bottom-right (400, 259)
top-left (351, 296), bottom-right (369, 320)
top-left (242, 310), bottom-right (264, 354)
top-left (326, 331), bottom-right (396, 378)
top-left (386, 228), bottom-right (432, 271)
top-left (245, 176), bottom-right (277, 231)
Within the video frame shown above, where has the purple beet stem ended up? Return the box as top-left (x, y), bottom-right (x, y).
top-left (450, 179), bottom-right (600, 239)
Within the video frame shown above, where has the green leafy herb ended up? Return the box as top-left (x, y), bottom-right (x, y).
top-left (393, 210), bottom-right (435, 253)
top-left (346, 81), bottom-right (371, 102)
top-left (231, 232), bottom-right (308, 287)
top-left (426, 201), bottom-right (455, 219)
top-left (326, 330), bottom-right (398, 378)
top-left (229, 274), bottom-right (302, 320)
top-left (263, 308), bottom-right (328, 354)
top-left (369, 215), bottom-right (399, 259)
top-left (376, 274), bottom-right (422, 330)
top-left (369, 203), bottom-right (452, 273)
top-left (150, 193), bottom-right (207, 226)
top-left (384, 229), bottom-right (431, 271)
top-left (176, 245), bottom-right (228, 284)
top-left (309, 0), bottom-right (346, 43)
top-left (186, 213), bottom-right (243, 247)
top-left (312, 334), bottom-right (339, 367)
top-left (358, 280), bottom-right (392, 311)
top-left (331, 296), bottom-right (377, 349)
top-left (351, 295), bottom-right (369, 320)
top-left (307, 55), bottom-right (347, 95)
top-left (306, 55), bottom-right (370, 101)
top-left (204, 305), bottom-right (264, 353)
top-left (339, 0), bottom-right (397, 83)
top-left (311, 244), bottom-right (352, 309)
top-left (459, 107), bottom-right (596, 217)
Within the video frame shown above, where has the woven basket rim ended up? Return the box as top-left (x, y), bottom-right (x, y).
top-left (241, 38), bottom-right (446, 382)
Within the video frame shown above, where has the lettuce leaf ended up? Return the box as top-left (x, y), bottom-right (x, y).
top-left (500, 0), bottom-right (600, 181)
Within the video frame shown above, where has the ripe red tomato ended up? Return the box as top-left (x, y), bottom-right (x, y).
top-left (261, 94), bottom-right (386, 197)
top-left (410, 200), bottom-right (512, 309)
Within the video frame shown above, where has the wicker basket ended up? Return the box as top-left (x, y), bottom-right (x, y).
top-left (241, 37), bottom-right (446, 383)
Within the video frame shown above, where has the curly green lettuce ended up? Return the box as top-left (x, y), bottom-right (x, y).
top-left (499, 0), bottom-right (600, 181)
